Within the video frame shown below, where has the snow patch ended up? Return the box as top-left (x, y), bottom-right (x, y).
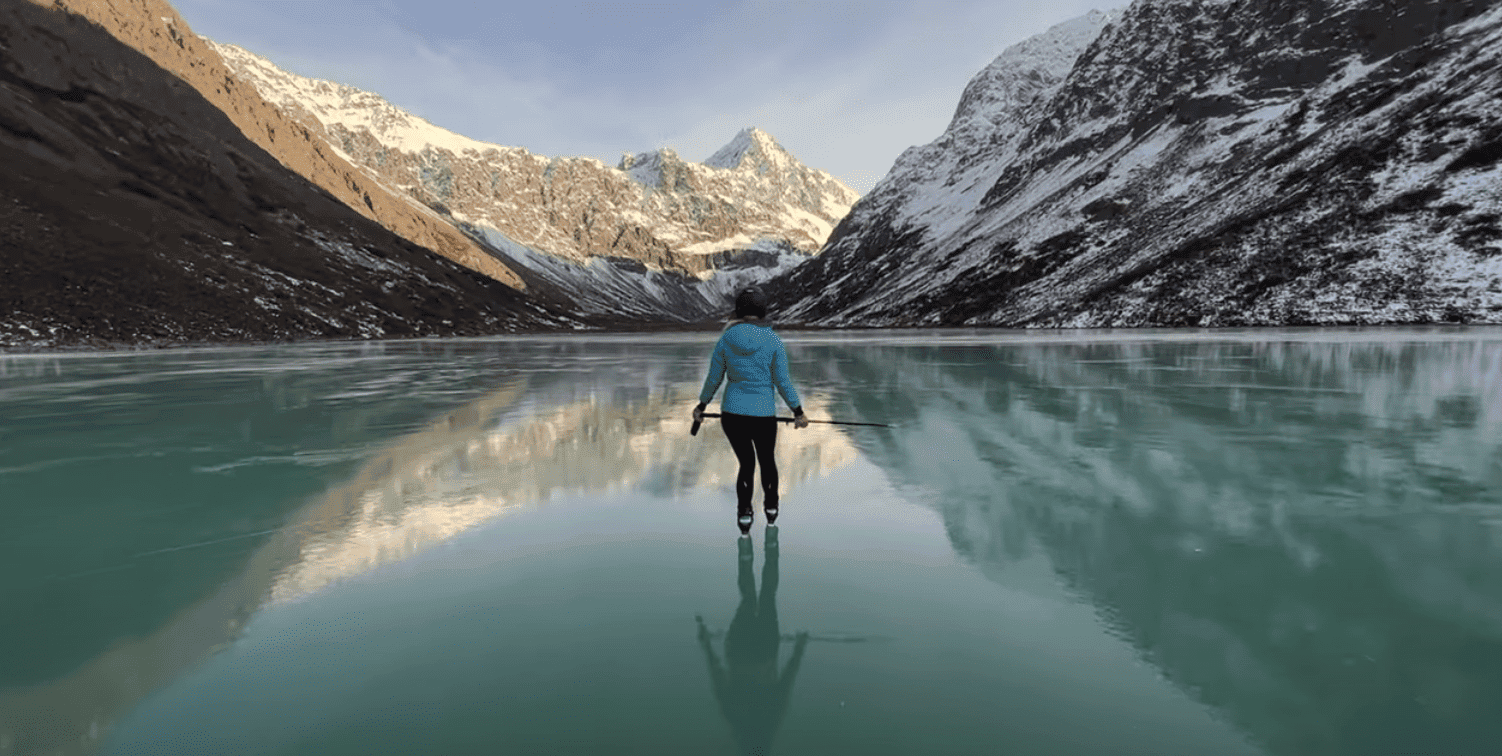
top-left (208, 41), bottom-right (516, 157)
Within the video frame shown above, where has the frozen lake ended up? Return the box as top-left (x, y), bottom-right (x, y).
top-left (3, 329), bottom-right (1500, 756)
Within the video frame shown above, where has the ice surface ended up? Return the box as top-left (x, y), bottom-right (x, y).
top-left (7, 333), bottom-right (1502, 755)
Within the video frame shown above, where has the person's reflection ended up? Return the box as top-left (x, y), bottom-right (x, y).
top-left (697, 527), bottom-right (809, 755)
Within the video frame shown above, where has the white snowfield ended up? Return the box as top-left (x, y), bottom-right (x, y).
top-left (209, 41), bottom-right (859, 319)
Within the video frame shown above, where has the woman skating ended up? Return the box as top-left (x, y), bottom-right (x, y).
top-left (694, 287), bottom-right (808, 534)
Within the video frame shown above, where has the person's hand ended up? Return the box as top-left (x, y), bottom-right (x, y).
top-left (793, 413), bottom-right (809, 429)
top-left (693, 403), bottom-right (706, 423)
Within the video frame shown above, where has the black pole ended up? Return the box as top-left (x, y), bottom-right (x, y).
top-left (691, 412), bottom-right (889, 436)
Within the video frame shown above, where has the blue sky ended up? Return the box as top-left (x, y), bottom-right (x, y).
top-left (173, 0), bottom-right (1119, 194)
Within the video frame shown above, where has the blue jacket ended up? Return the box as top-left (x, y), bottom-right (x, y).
top-left (699, 321), bottom-right (801, 417)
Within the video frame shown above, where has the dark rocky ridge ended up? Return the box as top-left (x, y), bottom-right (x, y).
top-left (771, 0), bottom-right (1502, 327)
top-left (51, 0), bottom-right (528, 291)
top-left (1, 1), bottom-right (585, 350)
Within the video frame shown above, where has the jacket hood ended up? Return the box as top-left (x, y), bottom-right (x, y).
top-left (722, 319), bottom-right (770, 356)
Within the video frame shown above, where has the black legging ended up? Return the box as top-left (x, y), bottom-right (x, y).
top-left (720, 413), bottom-right (779, 510)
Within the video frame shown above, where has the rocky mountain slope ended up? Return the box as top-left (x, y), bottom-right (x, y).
top-left (37, 0), bottom-right (526, 291)
top-left (209, 42), bottom-right (859, 320)
top-left (772, 0), bottom-right (1502, 327)
top-left (1, 0), bottom-right (580, 349)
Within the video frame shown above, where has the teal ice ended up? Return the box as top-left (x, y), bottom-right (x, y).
top-left (2, 329), bottom-right (1499, 756)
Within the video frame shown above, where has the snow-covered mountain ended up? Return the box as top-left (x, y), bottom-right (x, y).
top-left (772, 0), bottom-right (1502, 327)
top-left (1, 0), bottom-right (578, 349)
top-left (210, 42), bottom-right (860, 321)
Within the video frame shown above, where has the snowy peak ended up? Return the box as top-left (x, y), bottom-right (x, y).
top-left (614, 127), bottom-right (828, 194)
top-left (839, 8), bottom-right (1117, 242)
top-left (704, 127), bottom-right (787, 171)
top-left (950, 10), bottom-right (1122, 129)
top-left (617, 127), bottom-right (803, 188)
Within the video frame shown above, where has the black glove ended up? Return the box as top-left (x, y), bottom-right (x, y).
top-left (691, 403), bottom-right (707, 436)
top-left (791, 406), bottom-right (808, 429)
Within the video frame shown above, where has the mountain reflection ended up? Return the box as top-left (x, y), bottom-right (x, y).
top-left (0, 373), bottom-right (855, 756)
top-left (267, 384), bottom-right (854, 605)
top-left (697, 529), bottom-right (808, 756)
top-left (815, 333), bottom-right (1502, 756)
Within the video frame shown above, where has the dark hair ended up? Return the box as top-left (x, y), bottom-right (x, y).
top-left (734, 287), bottom-right (768, 319)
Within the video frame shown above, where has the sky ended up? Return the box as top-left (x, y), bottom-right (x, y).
top-left (172, 0), bottom-right (1121, 195)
